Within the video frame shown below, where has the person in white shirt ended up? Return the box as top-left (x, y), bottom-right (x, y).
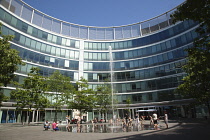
top-left (152, 112), bottom-right (158, 130)
top-left (164, 111), bottom-right (169, 129)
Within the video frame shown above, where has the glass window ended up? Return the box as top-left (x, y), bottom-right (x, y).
top-left (47, 34), bottom-right (52, 42)
top-left (163, 53), bottom-right (168, 61)
top-left (89, 43), bottom-right (93, 50)
top-left (93, 43), bottom-right (97, 50)
top-left (65, 50), bottom-right (70, 58)
top-left (114, 42), bottom-right (119, 49)
top-left (27, 26), bottom-right (33, 34)
top-left (19, 35), bottom-right (25, 45)
top-left (74, 72), bottom-right (78, 81)
top-left (25, 38), bottom-right (31, 47)
top-left (102, 43), bottom-right (106, 50)
top-left (52, 35), bottom-right (57, 43)
top-left (102, 53), bottom-right (107, 60)
top-left (56, 48), bottom-right (60, 56)
top-left (71, 40), bottom-right (75, 47)
top-left (168, 52), bottom-right (173, 60)
top-left (75, 41), bottom-right (79, 48)
top-left (51, 46), bottom-right (56, 55)
top-left (93, 53), bottom-right (97, 60)
top-left (42, 32), bottom-right (48, 40)
top-left (11, 17), bottom-right (17, 26)
top-left (124, 51), bottom-right (128, 59)
top-left (166, 41), bottom-right (171, 49)
top-left (65, 60), bottom-right (69, 67)
top-left (130, 61), bottom-right (134, 68)
top-left (123, 42), bottom-right (128, 48)
top-left (161, 42), bottom-right (166, 51)
top-left (84, 52), bottom-right (88, 60)
top-left (158, 55), bottom-right (163, 63)
top-left (139, 59), bottom-right (143, 67)
top-left (89, 63), bottom-right (93, 70)
top-left (31, 40), bottom-right (36, 49)
top-left (36, 42), bottom-right (41, 51)
top-left (38, 30), bottom-right (42, 39)
top-left (46, 45), bottom-right (51, 53)
top-left (133, 50), bottom-right (138, 58)
top-left (4, 12), bottom-right (12, 23)
top-left (61, 38), bottom-right (66, 46)
top-left (75, 51), bottom-right (79, 59)
top-left (128, 51), bottom-right (133, 58)
top-left (61, 49), bottom-right (65, 57)
top-left (8, 29), bottom-right (15, 36)
top-left (97, 43), bottom-right (102, 50)
top-left (181, 34), bottom-right (187, 44)
top-left (89, 52), bottom-right (93, 60)
top-left (66, 39), bottom-right (70, 46)
top-left (152, 45), bottom-right (156, 53)
top-left (84, 63), bottom-right (88, 70)
top-left (70, 51), bottom-right (75, 59)
top-left (98, 53), bottom-right (102, 60)
top-left (156, 44), bottom-right (161, 52)
top-left (128, 41), bottom-right (132, 47)
top-left (84, 42), bottom-right (88, 49)
top-left (41, 44), bottom-right (46, 52)
top-left (119, 42), bottom-right (123, 49)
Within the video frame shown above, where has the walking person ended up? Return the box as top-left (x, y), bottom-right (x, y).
top-left (164, 111), bottom-right (169, 129)
top-left (152, 112), bottom-right (158, 130)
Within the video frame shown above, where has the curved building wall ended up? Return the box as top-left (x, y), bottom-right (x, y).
top-left (0, 0), bottom-right (200, 122)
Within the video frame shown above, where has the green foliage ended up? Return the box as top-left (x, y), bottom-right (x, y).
top-left (0, 22), bottom-right (24, 87)
top-left (0, 92), bottom-right (9, 106)
top-left (124, 98), bottom-right (131, 113)
top-left (172, 0), bottom-right (210, 106)
top-left (67, 77), bottom-right (96, 115)
top-left (95, 83), bottom-right (112, 114)
top-left (11, 67), bottom-right (49, 111)
top-left (47, 70), bottom-right (74, 121)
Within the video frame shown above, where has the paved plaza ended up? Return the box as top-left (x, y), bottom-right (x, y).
top-left (0, 119), bottom-right (209, 140)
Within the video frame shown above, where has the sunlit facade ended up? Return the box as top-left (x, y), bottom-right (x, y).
top-left (0, 0), bottom-right (205, 123)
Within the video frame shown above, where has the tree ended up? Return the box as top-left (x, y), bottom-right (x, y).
top-left (0, 22), bottom-right (24, 87)
top-left (124, 98), bottom-right (131, 114)
top-left (11, 67), bottom-right (49, 124)
top-left (95, 83), bottom-right (112, 122)
top-left (0, 92), bottom-right (9, 107)
top-left (0, 22), bottom-right (24, 106)
top-left (67, 77), bottom-right (96, 119)
top-left (171, 0), bottom-right (210, 115)
top-left (47, 70), bottom-right (74, 122)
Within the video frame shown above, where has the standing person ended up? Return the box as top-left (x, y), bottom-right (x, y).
top-left (66, 115), bottom-right (70, 124)
top-left (149, 115), bottom-right (154, 126)
top-left (164, 111), bottom-right (169, 129)
top-left (152, 112), bottom-right (158, 130)
top-left (125, 113), bottom-right (129, 125)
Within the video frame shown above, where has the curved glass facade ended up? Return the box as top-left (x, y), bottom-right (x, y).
top-left (0, 0), bottom-right (202, 122)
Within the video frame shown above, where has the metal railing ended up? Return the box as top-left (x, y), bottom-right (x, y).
top-left (0, 0), bottom-right (181, 40)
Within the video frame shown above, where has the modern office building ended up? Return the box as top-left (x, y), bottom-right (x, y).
top-left (0, 0), bottom-right (206, 123)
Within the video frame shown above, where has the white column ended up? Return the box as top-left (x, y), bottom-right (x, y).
top-left (78, 40), bottom-right (84, 80)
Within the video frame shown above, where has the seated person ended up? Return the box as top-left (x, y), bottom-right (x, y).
top-left (52, 121), bottom-right (59, 131)
top-left (44, 120), bottom-right (50, 130)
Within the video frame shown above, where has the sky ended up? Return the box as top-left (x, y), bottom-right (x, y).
top-left (22, 0), bottom-right (185, 27)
